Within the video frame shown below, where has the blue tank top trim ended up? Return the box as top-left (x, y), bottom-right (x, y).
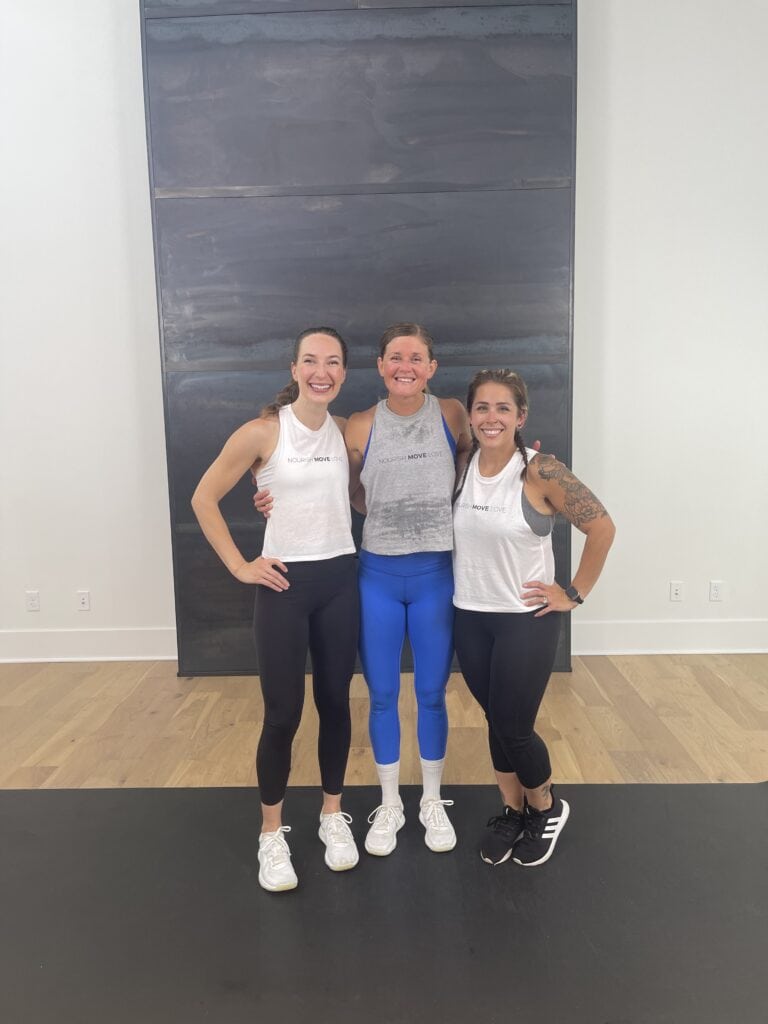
top-left (362, 422), bottom-right (374, 466)
top-left (359, 549), bottom-right (452, 576)
top-left (441, 415), bottom-right (457, 457)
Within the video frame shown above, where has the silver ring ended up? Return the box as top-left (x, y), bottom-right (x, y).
top-left (542, 597), bottom-right (549, 605)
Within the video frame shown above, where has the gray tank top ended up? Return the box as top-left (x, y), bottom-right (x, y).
top-left (360, 394), bottom-right (457, 555)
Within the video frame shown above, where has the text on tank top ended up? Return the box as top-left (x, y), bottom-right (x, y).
top-left (360, 394), bottom-right (456, 555)
top-left (258, 404), bottom-right (355, 562)
top-left (452, 449), bottom-right (554, 612)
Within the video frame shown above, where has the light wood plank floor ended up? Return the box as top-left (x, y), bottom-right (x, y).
top-left (0, 655), bottom-right (766, 789)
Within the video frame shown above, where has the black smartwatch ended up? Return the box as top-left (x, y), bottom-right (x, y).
top-left (565, 584), bottom-right (583, 605)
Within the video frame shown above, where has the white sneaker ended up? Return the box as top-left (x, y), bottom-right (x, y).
top-left (364, 803), bottom-right (405, 856)
top-left (258, 826), bottom-right (298, 892)
top-left (318, 811), bottom-right (359, 872)
top-left (418, 798), bottom-right (457, 853)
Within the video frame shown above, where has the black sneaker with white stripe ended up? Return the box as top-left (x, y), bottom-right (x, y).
top-left (512, 793), bottom-right (570, 867)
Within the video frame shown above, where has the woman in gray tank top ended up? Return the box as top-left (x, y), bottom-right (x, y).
top-left (345, 324), bottom-right (472, 857)
top-left (256, 324), bottom-right (472, 857)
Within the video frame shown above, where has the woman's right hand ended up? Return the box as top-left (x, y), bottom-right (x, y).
top-left (233, 557), bottom-right (289, 591)
top-left (253, 488), bottom-right (273, 518)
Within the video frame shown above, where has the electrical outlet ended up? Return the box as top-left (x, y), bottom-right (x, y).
top-left (669, 580), bottom-right (684, 602)
top-left (709, 580), bottom-right (724, 602)
top-left (76, 589), bottom-right (91, 611)
top-left (25, 590), bottom-right (40, 612)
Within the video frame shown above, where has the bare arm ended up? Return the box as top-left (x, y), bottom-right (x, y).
top-left (191, 418), bottom-right (290, 591)
top-left (522, 454), bottom-right (616, 614)
top-left (438, 397), bottom-right (472, 458)
top-left (345, 407), bottom-right (374, 516)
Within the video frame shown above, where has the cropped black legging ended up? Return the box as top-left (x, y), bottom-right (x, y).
top-left (253, 554), bottom-right (359, 805)
top-left (454, 608), bottom-right (562, 790)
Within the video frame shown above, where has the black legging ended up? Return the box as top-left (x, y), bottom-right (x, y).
top-left (454, 608), bottom-right (561, 790)
top-left (253, 554), bottom-right (359, 805)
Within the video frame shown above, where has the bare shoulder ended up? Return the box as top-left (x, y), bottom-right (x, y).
top-left (347, 404), bottom-right (376, 427)
top-left (332, 414), bottom-right (347, 431)
top-left (438, 396), bottom-right (471, 450)
top-left (528, 453), bottom-right (610, 528)
top-left (527, 451), bottom-right (561, 480)
top-left (437, 396), bottom-right (465, 417)
top-left (226, 414), bottom-right (279, 466)
top-left (345, 405), bottom-right (376, 450)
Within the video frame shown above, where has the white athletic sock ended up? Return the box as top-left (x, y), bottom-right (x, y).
top-left (375, 760), bottom-right (401, 807)
top-left (420, 757), bottom-right (445, 804)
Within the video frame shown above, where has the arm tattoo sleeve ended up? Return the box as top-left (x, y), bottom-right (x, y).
top-left (535, 455), bottom-right (609, 528)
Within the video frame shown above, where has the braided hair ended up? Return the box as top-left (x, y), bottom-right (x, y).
top-left (261, 327), bottom-right (348, 417)
top-left (453, 368), bottom-right (530, 503)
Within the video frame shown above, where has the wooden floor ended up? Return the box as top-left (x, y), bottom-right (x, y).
top-left (0, 654), bottom-right (766, 789)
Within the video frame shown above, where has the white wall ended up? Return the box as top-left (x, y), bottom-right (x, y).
top-left (0, 1), bottom-right (765, 661)
top-left (572, 0), bottom-right (768, 652)
top-left (0, 2), bottom-right (176, 660)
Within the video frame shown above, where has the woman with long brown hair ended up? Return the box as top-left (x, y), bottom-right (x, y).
top-left (452, 369), bottom-right (615, 867)
top-left (192, 327), bottom-right (360, 892)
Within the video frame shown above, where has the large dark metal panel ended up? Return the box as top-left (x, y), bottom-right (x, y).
top-left (146, 6), bottom-right (573, 191)
top-left (168, 355), bottom-right (570, 673)
top-left (155, 189), bottom-right (571, 368)
top-left (145, 1), bottom-right (569, 19)
top-left (167, 362), bottom-right (570, 530)
top-left (141, 1), bottom-right (576, 674)
top-left (175, 527), bottom-right (260, 674)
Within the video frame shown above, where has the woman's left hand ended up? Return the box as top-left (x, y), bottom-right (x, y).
top-left (521, 580), bottom-right (577, 617)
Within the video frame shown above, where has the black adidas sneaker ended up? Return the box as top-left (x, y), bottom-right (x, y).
top-left (480, 805), bottom-right (525, 865)
top-left (513, 793), bottom-right (570, 866)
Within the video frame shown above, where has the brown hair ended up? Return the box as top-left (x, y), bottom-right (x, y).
top-left (378, 322), bottom-right (435, 361)
top-left (453, 369), bottom-right (531, 502)
top-left (261, 327), bottom-right (348, 417)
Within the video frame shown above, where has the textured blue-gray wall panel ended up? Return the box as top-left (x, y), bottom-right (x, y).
top-left (145, 2), bottom-right (569, 20)
top-left (146, 6), bottom-right (573, 191)
top-left (168, 358), bottom-right (569, 675)
top-left (175, 527), bottom-right (262, 675)
top-left (155, 188), bottom-right (572, 368)
top-left (166, 360), bottom-right (569, 530)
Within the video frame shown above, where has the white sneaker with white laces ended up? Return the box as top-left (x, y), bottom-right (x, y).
top-left (418, 798), bottom-right (457, 852)
top-left (364, 803), bottom-right (405, 856)
top-left (258, 826), bottom-right (298, 892)
top-left (318, 811), bottom-right (359, 871)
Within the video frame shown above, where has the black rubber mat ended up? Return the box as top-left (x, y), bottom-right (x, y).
top-left (2, 784), bottom-right (766, 1024)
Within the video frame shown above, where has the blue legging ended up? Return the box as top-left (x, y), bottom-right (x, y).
top-left (358, 550), bottom-right (455, 765)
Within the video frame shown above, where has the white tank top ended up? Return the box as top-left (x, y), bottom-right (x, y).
top-left (258, 404), bottom-right (355, 562)
top-left (452, 449), bottom-right (554, 613)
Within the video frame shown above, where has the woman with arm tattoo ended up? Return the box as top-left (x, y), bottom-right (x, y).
top-left (452, 369), bottom-right (615, 867)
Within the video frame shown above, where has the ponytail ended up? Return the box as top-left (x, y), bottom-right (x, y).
top-left (261, 380), bottom-right (299, 418)
top-left (514, 428), bottom-right (529, 479)
top-left (452, 436), bottom-right (479, 504)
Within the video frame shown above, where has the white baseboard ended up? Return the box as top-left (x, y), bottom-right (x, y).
top-left (0, 627), bottom-right (178, 663)
top-left (572, 618), bottom-right (768, 655)
top-left (1, 620), bottom-right (765, 664)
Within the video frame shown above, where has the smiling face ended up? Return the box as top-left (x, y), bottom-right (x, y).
top-left (377, 335), bottom-right (437, 399)
top-left (291, 332), bottom-right (347, 404)
top-left (469, 381), bottom-right (527, 453)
